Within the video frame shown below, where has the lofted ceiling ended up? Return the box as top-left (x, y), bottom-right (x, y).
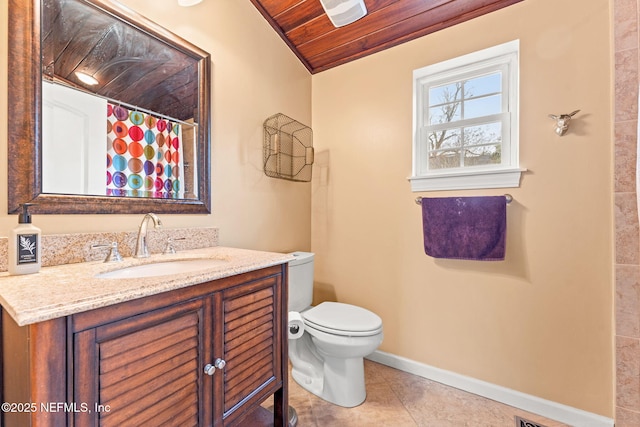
top-left (249, 0), bottom-right (524, 74)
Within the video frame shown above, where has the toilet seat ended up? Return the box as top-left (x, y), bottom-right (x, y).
top-left (303, 302), bottom-right (383, 337)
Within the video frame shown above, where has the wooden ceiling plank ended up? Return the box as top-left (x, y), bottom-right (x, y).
top-left (276, 0), bottom-right (325, 34)
top-left (51, 10), bottom-right (113, 79)
top-left (292, 0), bottom-right (454, 57)
top-left (306, 0), bottom-right (523, 72)
top-left (284, 0), bottom-right (398, 46)
top-left (255, 0), bottom-right (305, 17)
top-left (248, 0), bottom-right (525, 73)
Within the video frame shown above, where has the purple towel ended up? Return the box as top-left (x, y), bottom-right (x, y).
top-left (421, 196), bottom-right (507, 261)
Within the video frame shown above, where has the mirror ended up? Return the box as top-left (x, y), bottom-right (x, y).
top-left (8, 0), bottom-right (211, 214)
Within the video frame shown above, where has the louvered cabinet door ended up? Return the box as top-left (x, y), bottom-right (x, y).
top-left (73, 298), bottom-right (212, 427)
top-left (220, 274), bottom-right (283, 424)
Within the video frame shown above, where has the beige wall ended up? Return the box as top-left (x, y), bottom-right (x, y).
top-left (311, 0), bottom-right (613, 417)
top-left (0, 0), bottom-right (312, 253)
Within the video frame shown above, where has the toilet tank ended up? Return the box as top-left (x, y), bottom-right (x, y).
top-left (288, 252), bottom-right (314, 312)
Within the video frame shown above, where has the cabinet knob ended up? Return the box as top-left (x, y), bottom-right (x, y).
top-left (203, 363), bottom-right (216, 376)
top-left (214, 358), bottom-right (226, 370)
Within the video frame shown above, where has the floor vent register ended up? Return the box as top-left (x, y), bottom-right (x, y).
top-left (514, 416), bottom-right (548, 427)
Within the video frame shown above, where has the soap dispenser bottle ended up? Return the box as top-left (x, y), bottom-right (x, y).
top-left (8, 203), bottom-right (41, 275)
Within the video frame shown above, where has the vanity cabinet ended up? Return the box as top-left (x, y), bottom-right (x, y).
top-left (2, 264), bottom-right (288, 427)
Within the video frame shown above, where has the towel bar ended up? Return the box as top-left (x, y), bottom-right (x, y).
top-left (415, 194), bottom-right (513, 205)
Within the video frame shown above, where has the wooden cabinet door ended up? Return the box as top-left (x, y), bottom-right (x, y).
top-left (220, 274), bottom-right (283, 424)
top-left (73, 297), bottom-right (212, 427)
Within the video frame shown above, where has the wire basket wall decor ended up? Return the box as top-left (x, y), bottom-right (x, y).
top-left (263, 113), bottom-right (313, 182)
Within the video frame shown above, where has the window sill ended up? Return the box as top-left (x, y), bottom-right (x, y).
top-left (408, 167), bottom-right (526, 192)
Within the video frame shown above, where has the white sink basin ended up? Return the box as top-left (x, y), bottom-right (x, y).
top-left (96, 258), bottom-right (228, 279)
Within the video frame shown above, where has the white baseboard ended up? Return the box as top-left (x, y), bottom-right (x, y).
top-left (366, 350), bottom-right (614, 427)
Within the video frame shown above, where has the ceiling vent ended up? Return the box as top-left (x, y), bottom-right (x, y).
top-left (319, 0), bottom-right (367, 28)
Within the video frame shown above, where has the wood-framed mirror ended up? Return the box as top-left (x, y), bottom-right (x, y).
top-left (7, 0), bottom-right (211, 214)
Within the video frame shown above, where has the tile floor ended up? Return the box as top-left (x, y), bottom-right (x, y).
top-left (274, 360), bottom-right (570, 427)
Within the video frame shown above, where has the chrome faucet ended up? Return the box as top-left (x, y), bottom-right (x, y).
top-left (134, 213), bottom-right (162, 258)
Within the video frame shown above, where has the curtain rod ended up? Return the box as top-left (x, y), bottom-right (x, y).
top-left (45, 78), bottom-right (198, 129)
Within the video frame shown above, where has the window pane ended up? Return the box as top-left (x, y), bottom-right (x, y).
top-left (464, 94), bottom-right (502, 119)
top-left (429, 150), bottom-right (461, 169)
top-left (465, 72), bottom-right (501, 98)
top-left (463, 145), bottom-right (501, 166)
top-left (429, 83), bottom-right (462, 105)
top-left (412, 40), bottom-right (518, 183)
top-left (463, 122), bottom-right (502, 146)
top-left (428, 128), bottom-right (461, 150)
top-left (429, 82), bottom-right (463, 125)
top-left (429, 102), bottom-right (461, 125)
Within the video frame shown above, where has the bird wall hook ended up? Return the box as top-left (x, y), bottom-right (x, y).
top-left (548, 110), bottom-right (580, 136)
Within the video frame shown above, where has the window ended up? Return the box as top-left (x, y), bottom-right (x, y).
top-left (410, 40), bottom-right (524, 192)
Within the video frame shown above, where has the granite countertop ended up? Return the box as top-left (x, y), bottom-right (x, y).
top-left (0, 246), bottom-right (294, 327)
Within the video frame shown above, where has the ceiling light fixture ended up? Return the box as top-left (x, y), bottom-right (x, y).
top-left (75, 71), bottom-right (99, 86)
top-left (319, 0), bottom-right (367, 28)
top-left (178, 0), bottom-right (202, 6)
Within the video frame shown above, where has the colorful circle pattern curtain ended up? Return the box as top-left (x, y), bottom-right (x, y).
top-left (106, 103), bottom-right (185, 198)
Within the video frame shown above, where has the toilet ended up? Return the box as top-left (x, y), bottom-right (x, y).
top-left (287, 252), bottom-right (383, 407)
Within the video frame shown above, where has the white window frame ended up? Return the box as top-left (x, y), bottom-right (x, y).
top-left (409, 40), bottom-right (525, 192)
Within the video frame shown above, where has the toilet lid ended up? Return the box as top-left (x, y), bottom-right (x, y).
top-left (303, 302), bottom-right (383, 337)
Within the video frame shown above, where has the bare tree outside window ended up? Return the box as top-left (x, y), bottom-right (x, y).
top-left (411, 40), bottom-right (520, 191)
top-left (426, 73), bottom-right (503, 170)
